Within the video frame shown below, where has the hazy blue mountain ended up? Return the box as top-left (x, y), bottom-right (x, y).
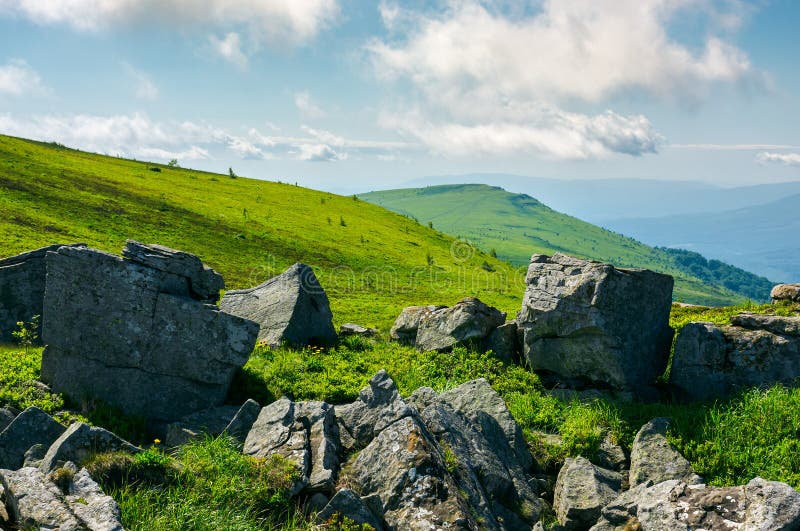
top-left (603, 194), bottom-right (800, 282)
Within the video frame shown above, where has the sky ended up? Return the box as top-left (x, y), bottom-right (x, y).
top-left (1, 0), bottom-right (799, 193)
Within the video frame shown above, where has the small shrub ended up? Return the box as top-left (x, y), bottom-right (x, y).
top-left (12, 315), bottom-right (40, 355)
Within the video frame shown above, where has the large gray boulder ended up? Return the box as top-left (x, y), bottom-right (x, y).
top-left (40, 244), bottom-right (259, 421)
top-left (243, 398), bottom-right (340, 495)
top-left (629, 418), bottom-right (701, 488)
top-left (220, 263), bottom-right (337, 348)
top-left (771, 283), bottom-right (800, 303)
top-left (554, 457), bottom-right (621, 531)
top-left (516, 253), bottom-right (674, 393)
top-left (0, 243), bottom-right (85, 342)
top-left (0, 466), bottom-right (123, 531)
top-left (0, 406), bottom-right (65, 470)
top-left (670, 313), bottom-right (800, 401)
top-left (591, 477), bottom-right (800, 531)
top-left (414, 297), bottom-right (506, 352)
top-left (389, 305), bottom-right (446, 345)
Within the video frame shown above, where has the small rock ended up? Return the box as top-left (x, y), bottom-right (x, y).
top-left (771, 283), bottom-right (800, 303)
top-left (339, 323), bottom-right (378, 337)
top-left (223, 398), bottom-right (261, 446)
top-left (389, 305), bottom-right (446, 345)
top-left (594, 435), bottom-right (627, 473)
top-left (39, 422), bottom-right (141, 473)
top-left (629, 418), bottom-right (701, 487)
top-left (405, 386), bottom-right (438, 411)
top-left (482, 321), bottom-right (521, 364)
top-left (22, 444), bottom-right (47, 468)
top-left (415, 297), bottom-right (506, 352)
top-left (554, 457), bottom-right (621, 531)
top-left (0, 406), bottom-right (66, 470)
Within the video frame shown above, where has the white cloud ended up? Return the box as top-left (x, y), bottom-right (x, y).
top-left (0, 0), bottom-right (339, 46)
top-left (123, 63), bottom-right (158, 100)
top-left (366, 0), bottom-right (759, 160)
top-left (0, 112), bottom-right (404, 164)
top-left (294, 91), bottom-right (326, 119)
top-left (0, 59), bottom-right (47, 96)
top-left (756, 152), bottom-right (800, 167)
top-left (671, 143), bottom-right (800, 151)
top-left (209, 32), bottom-right (248, 69)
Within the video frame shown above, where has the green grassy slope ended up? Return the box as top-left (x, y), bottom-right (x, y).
top-left (0, 135), bottom-right (523, 330)
top-left (361, 184), bottom-right (771, 305)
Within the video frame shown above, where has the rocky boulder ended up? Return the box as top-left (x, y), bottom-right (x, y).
top-left (389, 305), bottom-right (446, 346)
top-left (40, 243), bottom-right (259, 421)
top-left (339, 323), bottom-right (378, 337)
top-left (590, 477), bottom-right (800, 531)
top-left (0, 406), bottom-right (65, 470)
top-left (554, 457), bottom-right (622, 531)
top-left (414, 297), bottom-right (506, 352)
top-left (670, 313), bottom-right (800, 401)
top-left (39, 422), bottom-right (141, 473)
top-left (629, 418), bottom-right (701, 488)
top-left (516, 253), bottom-right (674, 393)
top-left (771, 283), bottom-right (800, 303)
top-left (221, 263), bottom-right (337, 348)
top-left (0, 243), bottom-right (85, 342)
top-left (483, 322), bottom-right (521, 364)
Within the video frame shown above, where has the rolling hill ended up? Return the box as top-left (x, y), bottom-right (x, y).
top-left (0, 135), bottom-right (523, 331)
top-left (603, 194), bottom-right (800, 283)
top-left (360, 184), bottom-right (774, 305)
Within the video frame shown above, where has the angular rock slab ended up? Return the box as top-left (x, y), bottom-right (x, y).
top-left (670, 313), bottom-right (800, 401)
top-left (243, 398), bottom-right (340, 495)
top-left (389, 305), bottom-right (446, 346)
top-left (39, 422), bottom-right (141, 473)
top-left (516, 253), bottom-right (674, 393)
top-left (221, 263), bottom-right (337, 348)
top-left (0, 243), bottom-right (85, 342)
top-left (629, 418), bottom-right (701, 488)
top-left (414, 297), bottom-right (506, 352)
top-left (40, 244), bottom-right (258, 421)
top-left (0, 406), bottom-right (65, 470)
top-left (591, 478), bottom-right (800, 531)
top-left (553, 457), bottom-right (621, 531)
top-left (1, 466), bottom-right (123, 531)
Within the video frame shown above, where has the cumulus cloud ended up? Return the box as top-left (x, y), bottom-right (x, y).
top-left (0, 0), bottom-right (339, 44)
top-left (0, 112), bottom-right (404, 163)
top-left (209, 32), bottom-right (248, 69)
top-left (756, 152), bottom-right (800, 167)
top-left (123, 63), bottom-right (158, 100)
top-left (294, 91), bottom-right (326, 119)
top-left (366, 0), bottom-right (759, 159)
top-left (0, 59), bottom-right (47, 96)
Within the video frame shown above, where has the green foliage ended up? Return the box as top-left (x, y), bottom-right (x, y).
top-left (12, 314), bottom-right (39, 355)
top-left (441, 443), bottom-right (459, 473)
top-left (228, 167), bottom-right (237, 179)
top-left (0, 344), bottom-right (64, 413)
top-left (167, 159), bottom-right (178, 167)
top-left (362, 184), bottom-right (769, 305)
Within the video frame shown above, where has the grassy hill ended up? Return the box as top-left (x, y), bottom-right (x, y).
top-left (361, 184), bottom-right (773, 305)
top-left (0, 135), bottom-right (522, 330)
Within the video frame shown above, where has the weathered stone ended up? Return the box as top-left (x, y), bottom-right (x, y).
top-left (243, 398), bottom-right (340, 495)
top-left (0, 406), bottom-right (66, 470)
top-left (629, 418), bottom-right (701, 488)
top-left (221, 263), bottom-right (336, 348)
top-left (122, 240), bottom-right (224, 303)
top-left (347, 415), bottom-right (475, 530)
top-left (339, 323), bottom-right (378, 337)
top-left (415, 297), bottom-right (506, 352)
top-left (0, 407), bottom-right (16, 433)
top-left (389, 305), bottom-right (446, 345)
top-left (405, 386), bottom-right (438, 412)
top-left (39, 422), bottom-right (141, 473)
top-left (223, 398), bottom-right (262, 446)
top-left (483, 322), bottom-right (520, 364)
top-left (670, 314), bottom-right (800, 401)
top-left (594, 435), bottom-right (627, 473)
top-left (0, 243), bottom-right (85, 342)
top-left (591, 477), bottom-right (800, 531)
top-left (771, 283), bottom-right (800, 303)
top-left (554, 457), bottom-right (621, 531)
top-left (437, 379), bottom-right (533, 472)
top-left (316, 488), bottom-right (385, 530)
top-left (22, 444), bottom-right (47, 468)
top-left (422, 400), bottom-right (542, 529)
top-left (0, 466), bottom-right (123, 531)
top-left (516, 253), bottom-right (674, 393)
top-left (336, 370), bottom-right (413, 452)
top-left (40, 244), bottom-right (258, 421)
top-left (164, 405), bottom-right (240, 447)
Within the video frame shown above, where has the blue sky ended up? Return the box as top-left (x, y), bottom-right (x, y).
top-left (1, 0), bottom-right (799, 192)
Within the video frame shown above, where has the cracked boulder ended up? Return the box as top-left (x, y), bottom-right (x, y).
top-left (221, 263), bottom-right (337, 348)
top-left (40, 243), bottom-right (258, 422)
top-left (516, 253), bottom-right (674, 394)
top-left (243, 398), bottom-right (340, 495)
top-left (670, 313), bottom-right (800, 401)
top-left (389, 305), bottom-right (446, 346)
top-left (414, 297), bottom-right (506, 352)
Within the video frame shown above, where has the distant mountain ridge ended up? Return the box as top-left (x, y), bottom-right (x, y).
top-left (361, 184), bottom-right (774, 305)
